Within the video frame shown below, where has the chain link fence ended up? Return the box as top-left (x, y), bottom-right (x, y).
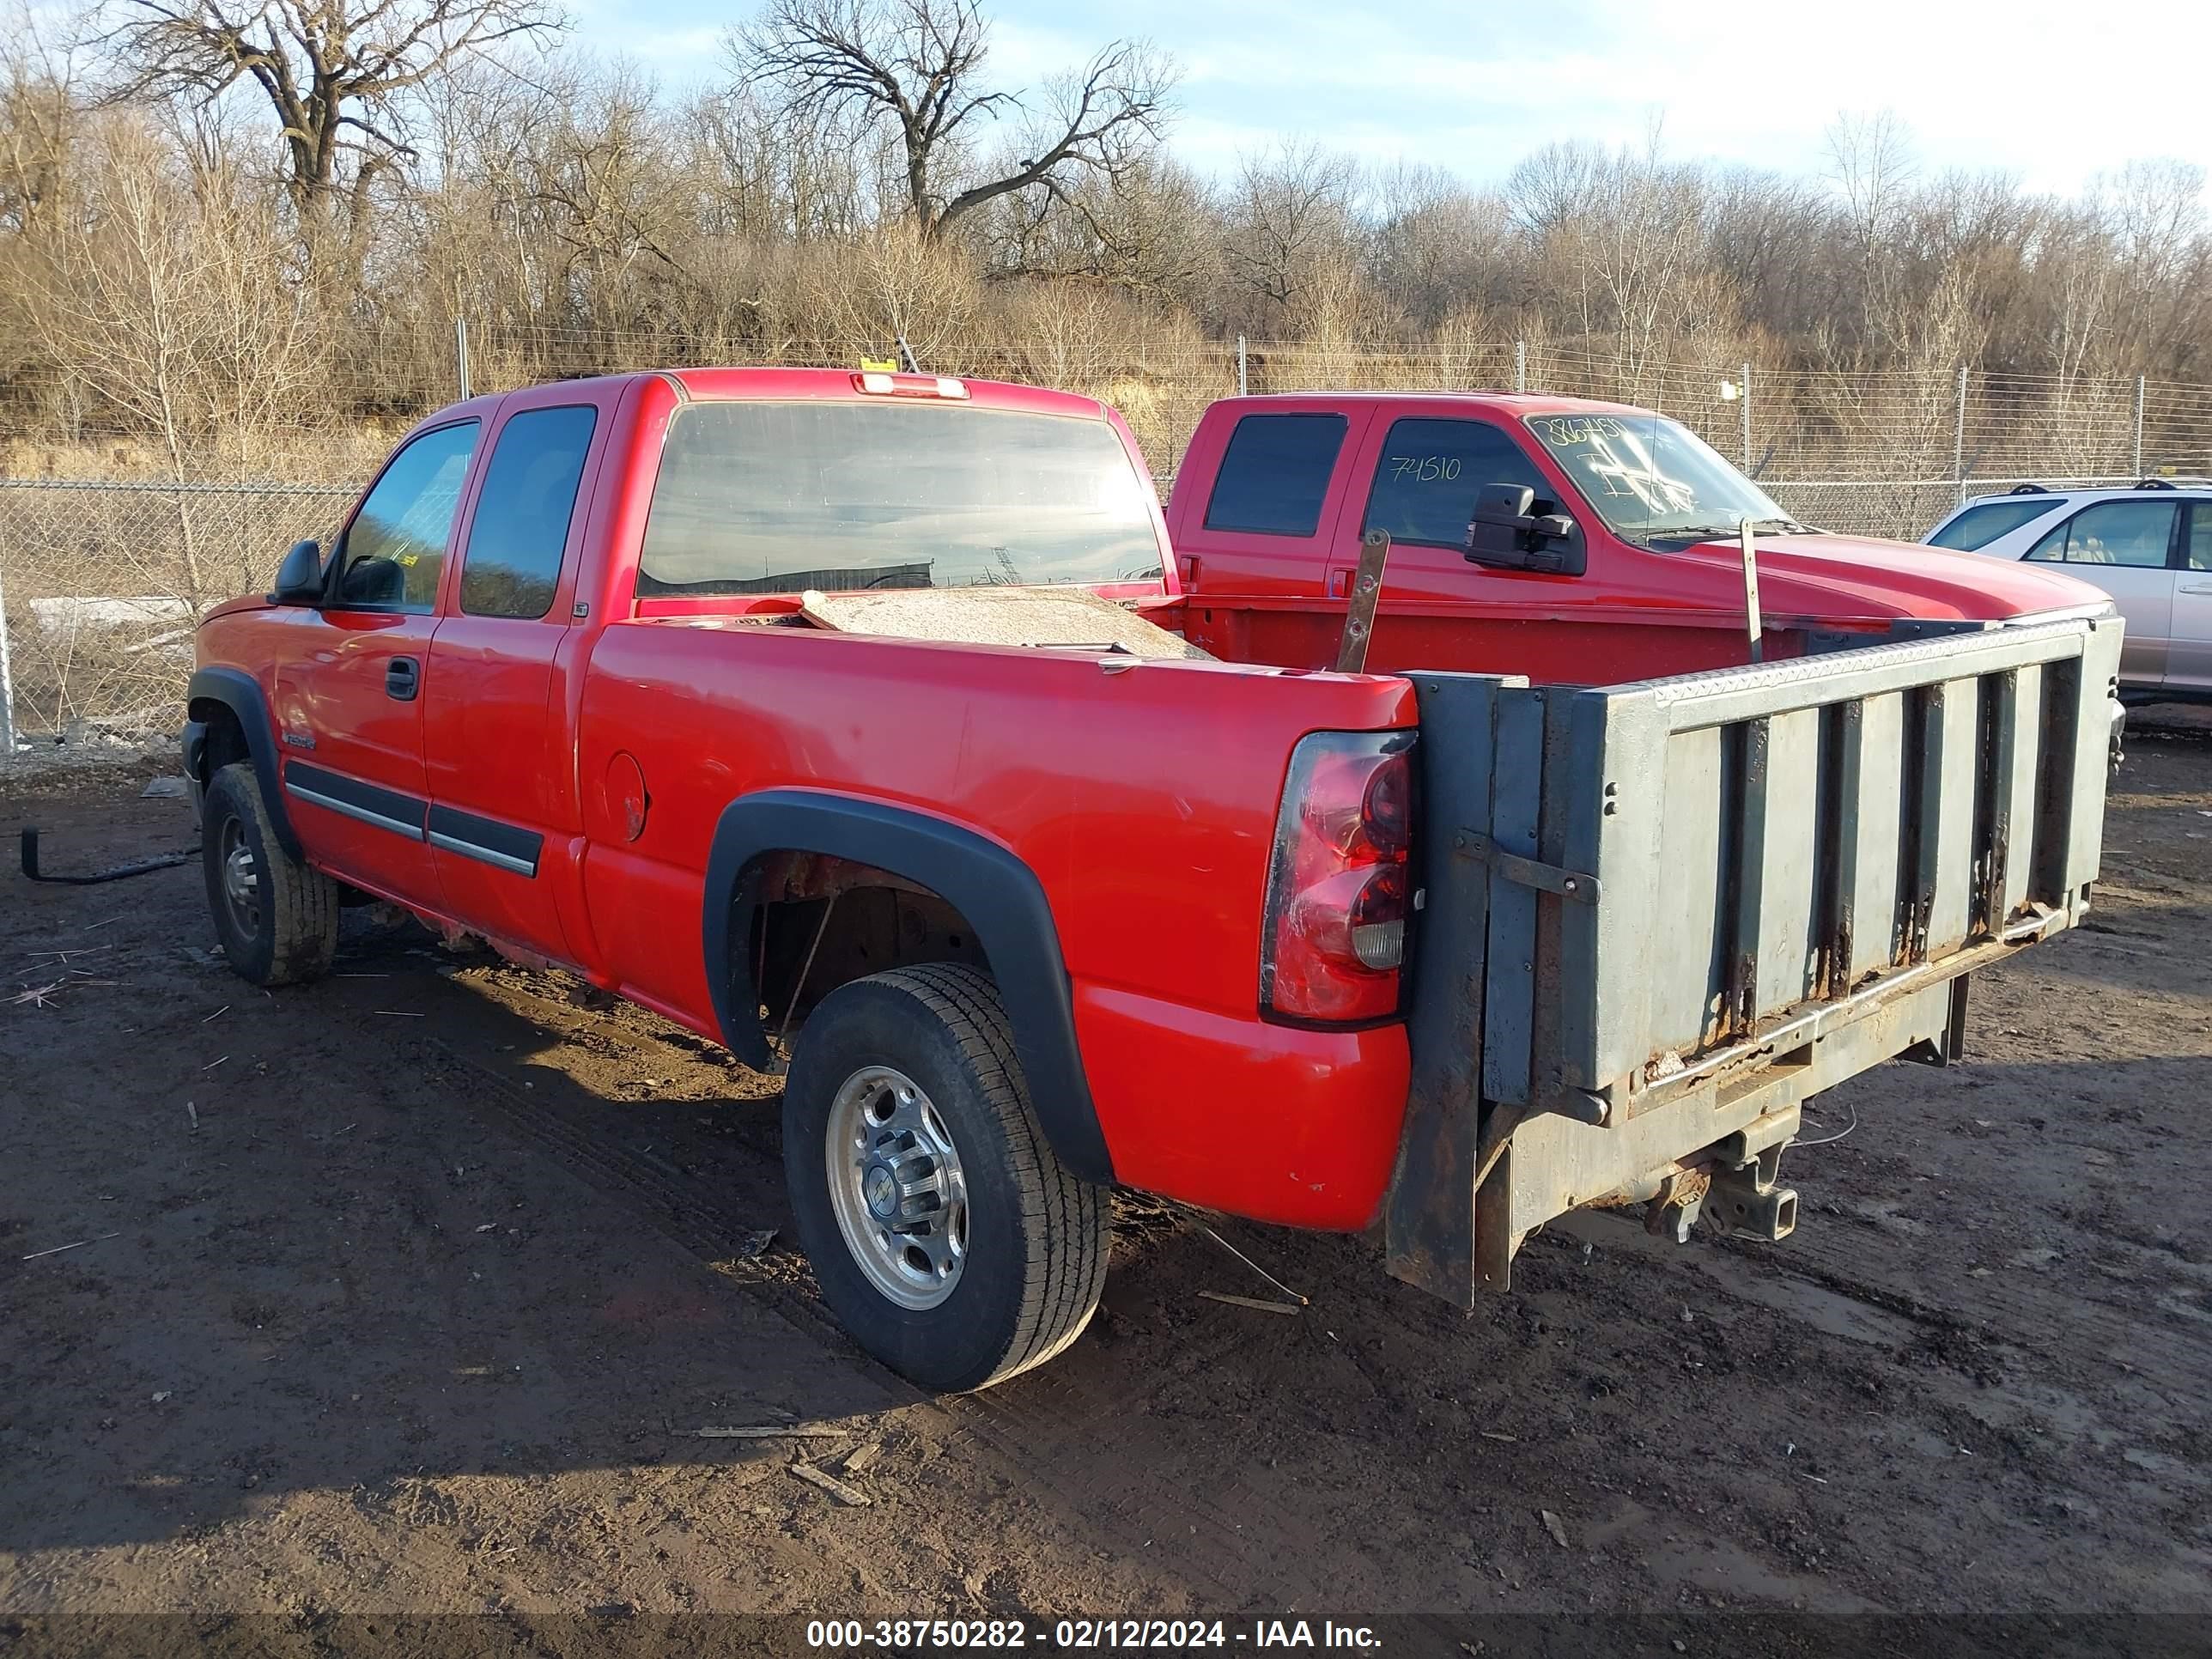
top-left (0, 480), bottom-right (351, 745)
top-left (6, 337), bottom-right (2211, 744)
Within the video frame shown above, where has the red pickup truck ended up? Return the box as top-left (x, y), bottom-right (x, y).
top-left (1167, 392), bottom-right (2096, 678)
top-left (185, 368), bottom-right (2124, 1392)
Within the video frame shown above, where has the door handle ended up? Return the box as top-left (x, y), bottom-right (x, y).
top-left (2180, 581), bottom-right (2212, 595)
top-left (386, 656), bottom-right (420, 701)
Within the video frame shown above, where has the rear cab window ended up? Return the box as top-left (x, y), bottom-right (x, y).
top-left (1928, 498), bottom-right (2064, 550)
top-left (1202, 414), bottom-right (1350, 537)
top-left (637, 401), bottom-right (1164, 595)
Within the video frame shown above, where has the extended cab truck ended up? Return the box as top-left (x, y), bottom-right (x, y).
top-left (185, 368), bottom-right (2125, 1392)
top-left (1166, 392), bottom-right (2112, 676)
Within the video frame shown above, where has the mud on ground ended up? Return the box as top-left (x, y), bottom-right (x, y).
top-left (3, 714), bottom-right (2210, 1650)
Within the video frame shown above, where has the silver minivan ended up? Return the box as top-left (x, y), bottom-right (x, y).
top-left (1926, 482), bottom-right (2212, 698)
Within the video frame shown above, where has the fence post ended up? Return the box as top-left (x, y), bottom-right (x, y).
top-left (0, 552), bottom-right (14, 755)
top-left (1514, 339), bottom-right (1528, 394)
top-left (1953, 364), bottom-right (1968, 506)
top-left (2134, 374), bottom-right (2146, 477)
top-left (1237, 335), bottom-right (1248, 398)
top-left (1740, 361), bottom-right (1753, 472)
top-left (455, 318), bottom-right (472, 402)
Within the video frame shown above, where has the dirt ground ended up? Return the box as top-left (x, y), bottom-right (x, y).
top-left (3, 713), bottom-right (2211, 1655)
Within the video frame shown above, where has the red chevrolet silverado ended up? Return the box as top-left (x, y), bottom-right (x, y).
top-left (186, 368), bottom-right (2124, 1392)
top-left (1168, 392), bottom-right (2094, 676)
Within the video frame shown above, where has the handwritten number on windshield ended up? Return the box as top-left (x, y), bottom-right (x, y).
top-left (1536, 416), bottom-right (1628, 446)
top-left (1388, 455), bottom-right (1462, 483)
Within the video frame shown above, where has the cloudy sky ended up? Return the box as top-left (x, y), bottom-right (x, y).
top-left (572, 0), bottom-right (2209, 198)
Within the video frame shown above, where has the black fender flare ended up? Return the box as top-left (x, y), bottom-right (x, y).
top-left (702, 789), bottom-right (1113, 1185)
top-left (185, 666), bottom-right (301, 860)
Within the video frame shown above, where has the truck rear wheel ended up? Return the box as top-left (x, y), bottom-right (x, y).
top-left (782, 963), bottom-right (1109, 1392)
top-left (199, 761), bottom-right (339, 987)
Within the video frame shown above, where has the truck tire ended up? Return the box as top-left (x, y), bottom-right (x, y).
top-left (200, 761), bottom-right (339, 987)
top-left (783, 963), bottom-right (1110, 1392)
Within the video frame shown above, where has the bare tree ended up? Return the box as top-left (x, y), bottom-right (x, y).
top-left (0, 5), bottom-right (83, 236)
top-left (1824, 108), bottom-right (1918, 346)
top-left (1364, 162), bottom-right (1510, 332)
top-left (20, 115), bottom-right (325, 591)
top-left (1218, 138), bottom-right (1358, 325)
top-left (731, 0), bottom-right (1173, 240)
top-left (99, 0), bottom-right (566, 227)
top-left (1510, 133), bottom-right (1722, 397)
top-left (976, 153), bottom-right (1215, 303)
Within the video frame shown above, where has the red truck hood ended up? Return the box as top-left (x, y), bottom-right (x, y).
top-left (1669, 532), bottom-right (2109, 624)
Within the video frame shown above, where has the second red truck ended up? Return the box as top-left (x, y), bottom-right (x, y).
top-left (1168, 390), bottom-right (2089, 676)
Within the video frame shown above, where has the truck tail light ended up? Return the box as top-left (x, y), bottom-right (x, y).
top-left (1261, 731), bottom-right (1416, 1023)
top-left (854, 371), bottom-right (969, 400)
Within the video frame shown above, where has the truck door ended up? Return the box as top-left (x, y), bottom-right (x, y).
top-left (272, 419), bottom-right (480, 908)
top-left (422, 392), bottom-right (611, 963)
top-left (1325, 413), bottom-right (1566, 603)
top-left (2169, 500), bottom-right (2212, 692)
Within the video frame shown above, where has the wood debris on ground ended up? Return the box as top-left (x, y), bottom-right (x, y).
top-left (1194, 1222), bottom-right (1309, 1304)
top-left (696, 1425), bottom-right (849, 1439)
top-left (1197, 1290), bottom-right (1302, 1316)
top-left (789, 1461), bottom-right (872, 1506)
top-left (21, 1231), bottom-right (121, 1262)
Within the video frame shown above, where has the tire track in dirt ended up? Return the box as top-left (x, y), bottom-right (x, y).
top-left (1771, 1221), bottom-right (2212, 1396)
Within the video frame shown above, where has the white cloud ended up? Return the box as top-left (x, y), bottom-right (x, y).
top-left (574, 0), bottom-right (2212, 197)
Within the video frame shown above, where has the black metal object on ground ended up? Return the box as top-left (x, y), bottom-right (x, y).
top-left (19, 827), bottom-right (198, 885)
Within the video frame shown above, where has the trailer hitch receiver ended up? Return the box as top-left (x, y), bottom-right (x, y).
top-left (1703, 1145), bottom-right (1799, 1242)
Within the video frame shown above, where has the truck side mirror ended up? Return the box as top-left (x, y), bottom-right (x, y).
top-left (270, 539), bottom-right (325, 605)
top-left (1466, 483), bottom-right (1583, 575)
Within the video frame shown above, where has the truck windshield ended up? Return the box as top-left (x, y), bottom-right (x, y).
top-left (1522, 412), bottom-right (1799, 544)
top-left (636, 401), bottom-right (1165, 595)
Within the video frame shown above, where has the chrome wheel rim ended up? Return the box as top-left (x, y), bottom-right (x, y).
top-left (219, 817), bottom-right (260, 939)
top-left (824, 1065), bottom-right (968, 1310)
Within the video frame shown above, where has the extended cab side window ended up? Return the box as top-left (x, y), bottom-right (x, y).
top-left (1363, 417), bottom-right (1552, 549)
top-left (2023, 500), bottom-right (2178, 568)
top-left (459, 405), bottom-right (598, 619)
top-left (1202, 414), bottom-right (1348, 536)
top-left (335, 422), bottom-right (480, 611)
